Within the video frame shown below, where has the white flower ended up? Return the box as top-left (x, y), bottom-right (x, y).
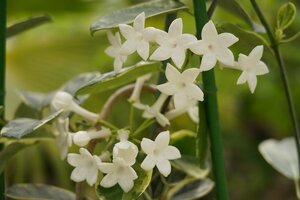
top-left (73, 127), bottom-right (111, 147)
top-left (99, 157), bottom-right (138, 193)
top-left (150, 18), bottom-right (197, 68)
top-left (129, 73), bottom-right (152, 103)
top-left (141, 131), bottom-right (181, 177)
top-left (142, 94), bottom-right (170, 127)
top-left (165, 99), bottom-right (199, 123)
top-left (157, 63), bottom-right (203, 109)
top-left (105, 31), bottom-right (128, 72)
top-left (55, 117), bottom-right (73, 160)
top-left (51, 91), bottom-right (98, 123)
top-left (119, 12), bottom-right (156, 60)
top-left (236, 45), bottom-right (269, 93)
top-left (113, 130), bottom-right (138, 166)
top-left (189, 20), bottom-right (238, 71)
top-left (67, 148), bottom-right (102, 186)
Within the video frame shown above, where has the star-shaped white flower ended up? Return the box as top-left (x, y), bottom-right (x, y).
top-left (189, 20), bottom-right (239, 72)
top-left (157, 63), bottom-right (203, 109)
top-left (119, 12), bottom-right (155, 60)
top-left (141, 94), bottom-right (170, 127)
top-left (150, 18), bottom-right (197, 68)
top-left (105, 31), bottom-right (128, 72)
top-left (141, 131), bottom-right (181, 177)
top-left (99, 157), bottom-right (138, 193)
top-left (236, 45), bottom-right (269, 93)
top-left (55, 117), bottom-right (73, 160)
top-left (113, 130), bottom-right (138, 166)
top-left (67, 148), bottom-right (102, 186)
top-left (73, 127), bottom-right (111, 147)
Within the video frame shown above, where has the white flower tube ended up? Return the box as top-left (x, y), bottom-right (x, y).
top-left (129, 73), bottom-right (152, 104)
top-left (51, 91), bottom-right (98, 123)
top-left (73, 127), bottom-right (111, 147)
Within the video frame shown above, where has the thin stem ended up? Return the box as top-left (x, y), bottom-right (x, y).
top-left (250, 0), bottom-right (300, 186)
top-left (207, 0), bottom-right (218, 18)
top-left (0, 0), bottom-right (6, 199)
top-left (197, 101), bottom-right (208, 168)
top-left (75, 182), bottom-right (83, 200)
top-left (193, 0), bottom-right (229, 199)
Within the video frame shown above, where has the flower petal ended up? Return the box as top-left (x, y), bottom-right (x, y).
top-left (155, 112), bottom-right (170, 127)
top-left (137, 40), bottom-right (149, 60)
top-left (150, 46), bottom-right (172, 61)
top-left (118, 177), bottom-right (134, 193)
top-left (107, 31), bottom-right (118, 46)
top-left (255, 61), bottom-right (269, 75)
top-left (120, 40), bottom-right (137, 55)
top-left (67, 154), bottom-right (82, 167)
top-left (217, 32), bottom-right (239, 48)
top-left (182, 68), bottom-right (200, 82)
top-left (100, 173), bottom-right (118, 188)
top-left (168, 18), bottom-right (182, 38)
top-left (141, 155), bottom-right (156, 170)
top-left (155, 131), bottom-right (170, 150)
top-left (99, 163), bottom-right (116, 174)
top-left (119, 24), bottom-right (135, 39)
top-left (171, 48), bottom-right (186, 68)
top-left (200, 53), bottom-right (217, 72)
top-left (174, 91), bottom-right (188, 109)
top-left (237, 72), bottom-right (247, 85)
top-left (141, 138), bottom-right (155, 154)
top-left (215, 48), bottom-right (235, 66)
top-left (86, 168), bottom-right (98, 186)
top-left (249, 45), bottom-right (263, 61)
top-left (134, 12), bottom-right (145, 31)
top-left (165, 63), bottom-right (181, 82)
top-left (162, 146), bottom-right (181, 160)
top-left (247, 74), bottom-right (257, 93)
top-left (189, 40), bottom-right (208, 55)
top-left (179, 34), bottom-right (198, 48)
top-left (143, 27), bottom-right (159, 42)
top-left (71, 167), bottom-right (86, 182)
top-left (201, 20), bottom-right (218, 42)
top-left (185, 84), bottom-right (204, 101)
top-left (156, 158), bottom-right (171, 177)
top-left (156, 82), bottom-right (178, 96)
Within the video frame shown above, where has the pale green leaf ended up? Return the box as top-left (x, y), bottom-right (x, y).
top-left (259, 137), bottom-right (299, 180)
top-left (7, 15), bottom-right (51, 38)
top-left (90, 0), bottom-right (186, 33)
top-left (171, 156), bottom-right (209, 179)
top-left (171, 178), bottom-right (214, 200)
top-left (17, 90), bottom-right (55, 111)
top-left (277, 2), bottom-right (296, 30)
top-left (6, 184), bottom-right (75, 200)
top-left (1, 110), bottom-right (62, 139)
top-left (76, 61), bottom-right (161, 95)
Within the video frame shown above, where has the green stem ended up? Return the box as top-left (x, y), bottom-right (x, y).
top-left (250, 0), bottom-right (300, 185)
top-left (129, 105), bottom-right (135, 132)
top-left (197, 102), bottom-right (208, 168)
top-left (0, 0), bottom-right (6, 199)
top-left (193, 0), bottom-right (229, 199)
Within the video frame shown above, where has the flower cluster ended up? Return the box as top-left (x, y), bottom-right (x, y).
top-left (105, 12), bottom-right (269, 127)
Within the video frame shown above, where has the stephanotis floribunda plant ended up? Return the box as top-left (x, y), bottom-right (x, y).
top-left (4, 0), bottom-right (299, 199)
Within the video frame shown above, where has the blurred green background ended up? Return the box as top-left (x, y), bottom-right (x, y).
top-left (6, 0), bottom-right (300, 199)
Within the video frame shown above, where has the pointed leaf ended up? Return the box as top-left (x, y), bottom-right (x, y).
top-left (1, 110), bottom-right (62, 139)
top-left (6, 184), bottom-right (75, 200)
top-left (90, 0), bottom-right (186, 33)
top-left (76, 62), bottom-right (161, 95)
top-left (277, 2), bottom-right (296, 30)
top-left (17, 90), bottom-right (55, 111)
top-left (7, 15), bottom-right (51, 38)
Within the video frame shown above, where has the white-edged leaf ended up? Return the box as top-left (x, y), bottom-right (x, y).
top-left (90, 0), bottom-right (186, 33)
top-left (6, 184), bottom-right (75, 200)
top-left (76, 61), bottom-right (161, 95)
top-left (1, 110), bottom-right (63, 139)
top-left (259, 137), bottom-right (299, 180)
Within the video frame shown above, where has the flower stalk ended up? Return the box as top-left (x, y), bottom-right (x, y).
top-left (250, 0), bottom-right (300, 189)
top-left (0, 0), bottom-right (6, 198)
top-left (193, 0), bottom-right (229, 199)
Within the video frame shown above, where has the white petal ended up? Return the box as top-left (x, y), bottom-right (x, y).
top-left (124, 166), bottom-right (138, 180)
top-left (165, 63), bottom-right (181, 82)
top-left (79, 148), bottom-right (92, 158)
top-left (114, 57), bottom-right (125, 73)
top-left (134, 12), bottom-right (145, 31)
top-left (156, 158), bottom-right (171, 177)
top-left (201, 20), bottom-right (218, 42)
top-left (247, 74), bottom-right (257, 93)
top-left (143, 27), bottom-right (159, 42)
top-left (119, 24), bottom-right (135, 39)
top-left (105, 46), bottom-right (118, 57)
top-left (99, 163), bottom-right (116, 174)
top-left (217, 32), bottom-right (239, 48)
top-left (162, 146), bottom-right (181, 160)
top-left (179, 34), bottom-right (198, 48)
top-left (86, 168), bottom-right (98, 186)
top-left (67, 154), bottom-right (82, 167)
top-left (255, 61), bottom-right (269, 75)
top-left (155, 30), bottom-right (169, 45)
top-left (120, 40), bottom-right (137, 55)
top-left (156, 82), bottom-right (178, 96)
top-left (174, 92), bottom-right (188, 109)
top-left (155, 112), bottom-right (170, 127)
top-left (107, 31), bottom-right (118, 46)
top-left (215, 48), bottom-right (235, 66)
top-left (137, 40), bottom-right (149, 60)
top-left (189, 40), bottom-right (208, 55)
top-left (71, 167), bottom-right (86, 182)
top-left (237, 72), bottom-right (247, 85)
top-left (141, 155), bottom-right (156, 170)
top-left (171, 48), bottom-right (186, 68)
top-left (200, 53), bottom-right (217, 71)
top-left (150, 46), bottom-right (172, 61)
top-left (182, 68), bottom-right (200, 83)
top-left (249, 45), bottom-right (263, 61)
top-left (155, 131), bottom-right (170, 150)
top-left (168, 18), bottom-right (182, 38)
top-left (118, 177), bottom-right (134, 193)
top-left (141, 138), bottom-right (155, 154)
top-left (100, 173), bottom-right (118, 188)
top-left (185, 84), bottom-right (204, 101)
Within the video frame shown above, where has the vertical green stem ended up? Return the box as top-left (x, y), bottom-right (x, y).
top-left (193, 0), bottom-right (229, 199)
top-left (250, 0), bottom-right (300, 183)
top-left (0, 0), bottom-right (6, 199)
top-left (197, 102), bottom-right (208, 168)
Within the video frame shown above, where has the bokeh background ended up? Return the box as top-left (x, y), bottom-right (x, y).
top-left (6, 0), bottom-right (300, 199)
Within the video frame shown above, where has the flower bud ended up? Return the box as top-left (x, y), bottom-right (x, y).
top-left (73, 131), bottom-right (90, 147)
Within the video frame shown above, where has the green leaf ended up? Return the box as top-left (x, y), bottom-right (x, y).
top-left (76, 61), bottom-right (162, 95)
top-left (7, 15), bottom-right (51, 38)
top-left (17, 90), bottom-right (55, 111)
top-left (170, 178), bottom-right (214, 200)
top-left (0, 137), bottom-right (53, 145)
top-left (6, 184), bottom-right (75, 200)
top-left (277, 2), bottom-right (296, 30)
top-left (171, 156), bottom-right (209, 179)
top-left (1, 110), bottom-right (62, 139)
top-left (280, 32), bottom-right (300, 44)
top-left (96, 163), bottom-right (152, 200)
top-left (90, 0), bottom-right (186, 33)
